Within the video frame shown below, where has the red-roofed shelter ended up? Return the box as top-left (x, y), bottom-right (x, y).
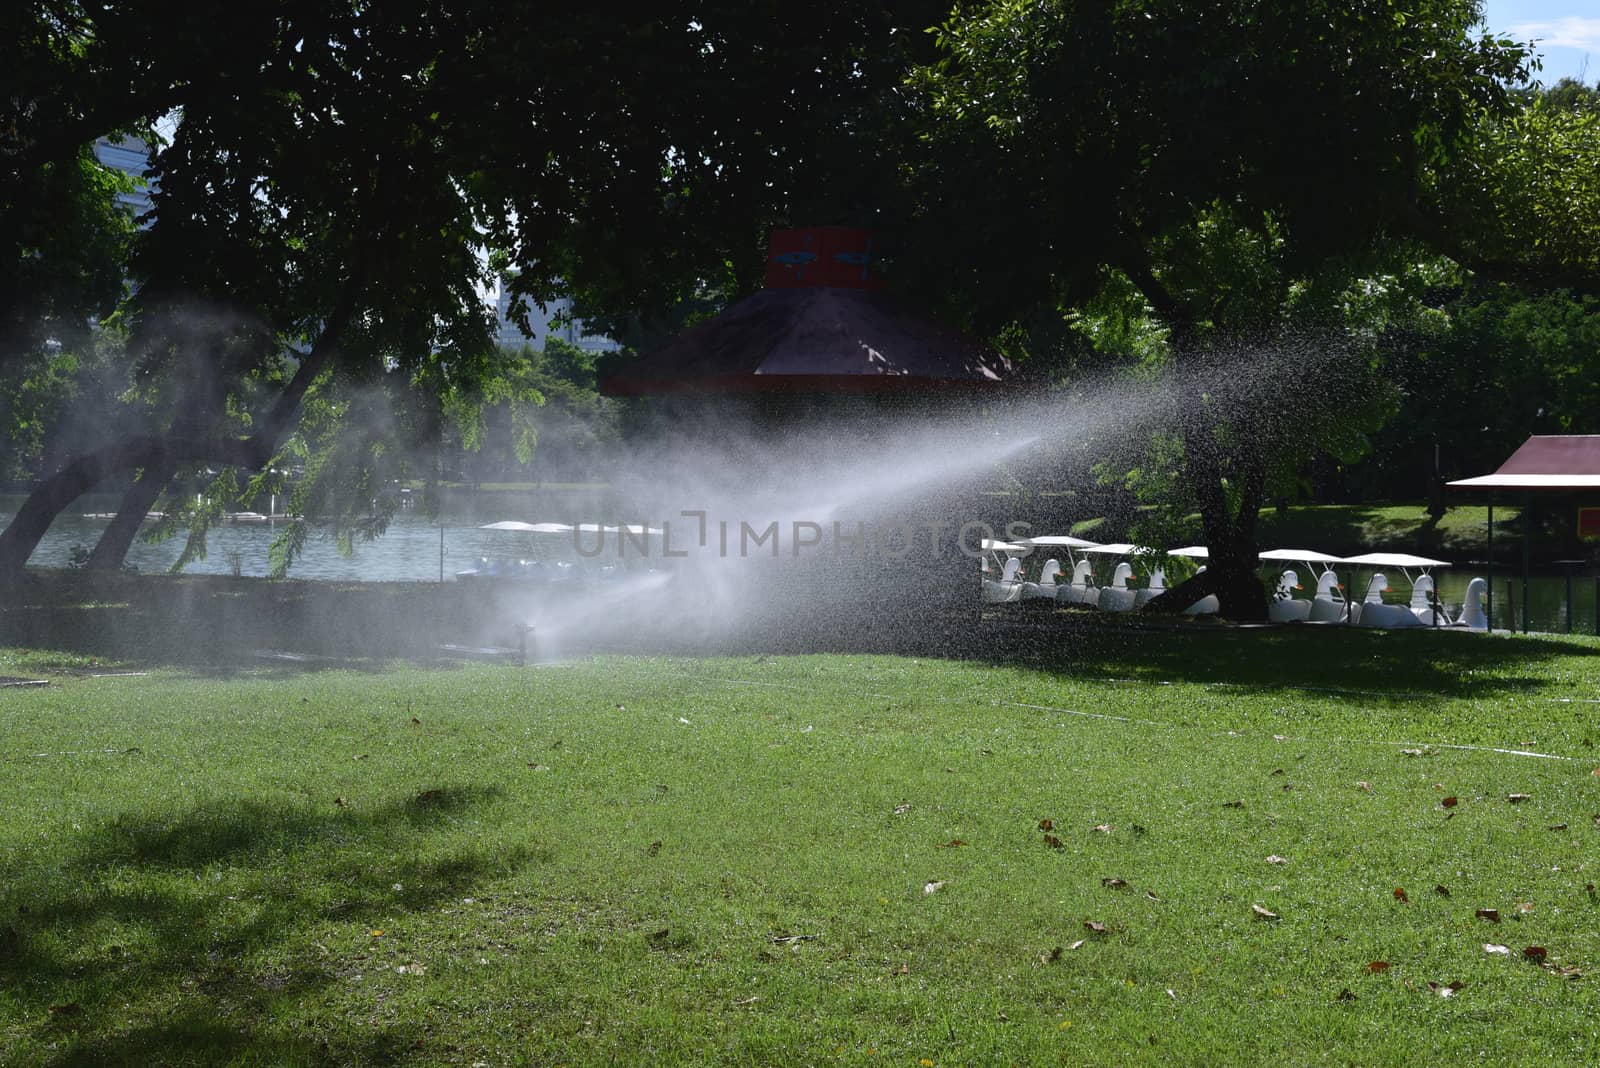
top-left (600, 227), bottom-right (1011, 397)
top-left (1447, 435), bottom-right (1600, 490)
top-left (1448, 435), bottom-right (1600, 632)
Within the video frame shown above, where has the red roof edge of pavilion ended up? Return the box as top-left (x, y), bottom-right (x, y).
top-left (598, 228), bottom-right (1011, 398)
top-left (1447, 435), bottom-right (1600, 490)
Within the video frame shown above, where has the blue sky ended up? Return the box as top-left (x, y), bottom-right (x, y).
top-left (1481, 0), bottom-right (1599, 83)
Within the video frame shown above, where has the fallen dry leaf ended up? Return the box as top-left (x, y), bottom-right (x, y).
top-left (1507, 793), bottom-right (1532, 804)
top-left (1394, 887), bottom-right (1409, 904)
top-left (1083, 920), bottom-right (1109, 934)
top-left (410, 716), bottom-right (421, 725)
top-left (1337, 988), bottom-right (1357, 1002)
top-left (1435, 885), bottom-right (1451, 897)
top-left (1145, 890), bottom-right (1161, 902)
top-left (1222, 800), bottom-right (1244, 809)
top-left (923, 880), bottom-right (946, 895)
top-left (1523, 946), bottom-right (1548, 963)
top-left (1367, 961), bottom-right (1390, 973)
top-left (334, 796), bottom-right (348, 808)
top-left (646, 840), bottom-right (662, 856)
top-left (735, 995), bottom-right (762, 1006)
top-left (1356, 781), bottom-right (1373, 793)
top-left (1441, 796), bottom-right (1458, 808)
top-left (1067, 938), bottom-right (1086, 950)
top-left (1038, 818), bottom-right (1054, 832)
top-left (1270, 768), bottom-right (1285, 776)
top-left (1101, 877), bottom-right (1129, 889)
top-left (895, 963), bottom-right (910, 975)
top-left (1548, 824), bottom-right (1568, 832)
top-left (1251, 904), bottom-right (1279, 921)
top-left (1427, 980), bottom-right (1464, 998)
top-left (936, 839), bottom-right (967, 849)
top-left (1091, 823), bottom-right (1114, 834)
top-left (1476, 908), bottom-right (1501, 923)
top-left (1266, 855), bottom-right (1288, 865)
top-left (1547, 964), bottom-right (1584, 980)
top-left (1040, 946), bottom-right (1063, 964)
top-left (1517, 901), bottom-right (1535, 914)
top-left (1400, 748), bottom-right (1426, 757)
top-left (415, 789), bottom-right (443, 804)
top-left (893, 802), bottom-right (912, 816)
top-left (1484, 943), bottom-right (1510, 955)
top-left (1043, 834), bottom-right (1063, 849)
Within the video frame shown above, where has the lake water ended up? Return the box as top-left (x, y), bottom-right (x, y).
top-left (0, 487), bottom-right (621, 585)
top-left (4, 492), bottom-right (1597, 635)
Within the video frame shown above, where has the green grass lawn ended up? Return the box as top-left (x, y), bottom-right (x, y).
top-left (4, 628), bottom-right (1600, 1065)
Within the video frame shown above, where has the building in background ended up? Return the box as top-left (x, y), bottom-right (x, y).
top-left (492, 271), bottom-right (615, 354)
top-left (93, 136), bottom-right (156, 225)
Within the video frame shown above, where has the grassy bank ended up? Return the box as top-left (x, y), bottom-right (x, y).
top-left (4, 625), bottom-right (1600, 1065)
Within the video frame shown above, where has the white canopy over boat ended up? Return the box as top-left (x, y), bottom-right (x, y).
top-left (479, 520), bottom-right (665, 537)
top-left (981, 538), bottom-right (1028, 553)
top-left (1081, 542), bottom-right (1139, 556)
top-left (1018, 534), bottom-right (1101, 549)
top-left (1258, 548), bottom-right (1347, 564)
top-left (480, 520), bottom-right (574, 533)
top-left (1339, 552), bottom-right (1450, 569)
top-left (1166, 545), bottom-right (1209, 559)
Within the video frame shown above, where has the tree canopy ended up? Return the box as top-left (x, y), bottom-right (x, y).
top-left (3, 1), bottom-right (1595, 612)
top-left (0, 2), bottom-right (940, 576)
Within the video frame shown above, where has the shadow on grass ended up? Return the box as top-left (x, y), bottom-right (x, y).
top-left (588, 607), bottom-right (1599, 700)
top-left (0, 785), bottom-right (534, 1065)
top-left (7, 570), bottom-right (1595, 702)
top-left (952, 612), bottom-right (1600, 699)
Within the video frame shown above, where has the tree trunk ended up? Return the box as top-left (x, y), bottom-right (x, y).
top-left (1144, 413), bottom-right (1271, 621)
top-left (84, 460), bottom-right (177, 571)
top-left (0, 435), bottom-right (266, 581)
top-left (0, 289), bottom-right (354, 582)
